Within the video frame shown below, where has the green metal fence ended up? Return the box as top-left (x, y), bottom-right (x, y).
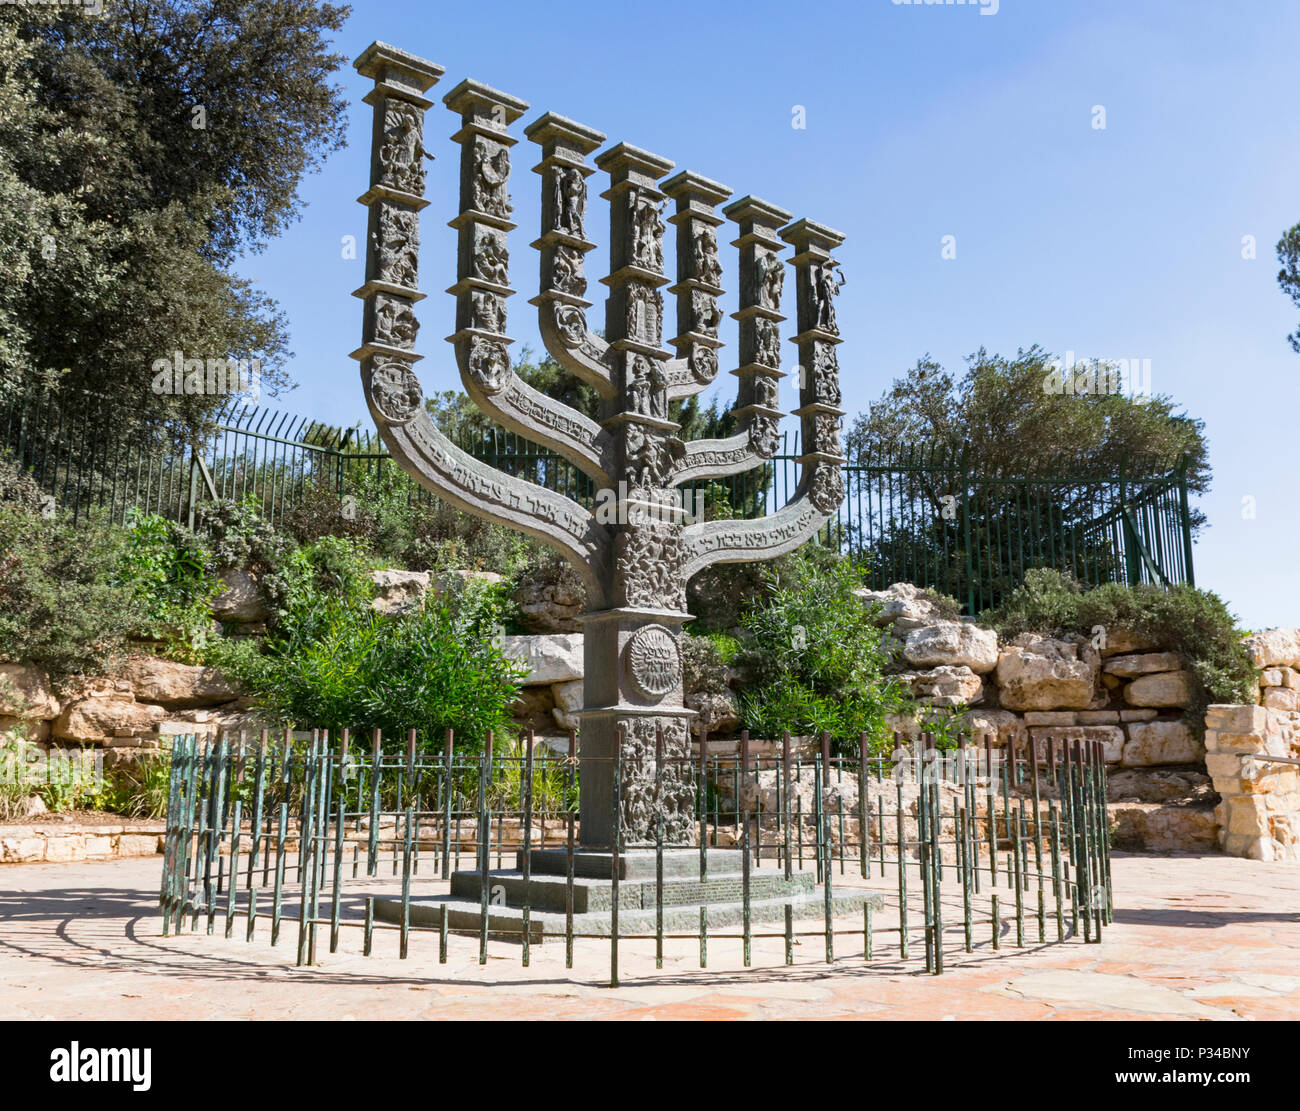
top-left (0, 392), bottom-right (1193, 613)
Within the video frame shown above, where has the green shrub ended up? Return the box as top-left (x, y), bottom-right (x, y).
top-left (0, 504), bottom-right (140, 679)
top-left (983, 568), bottom-right (1257, 727)
top-left (734, 554), bottom-right (913, 753)
top-left (97, 753), bottom-right (173, 819)
top-left (115, 511), bottom-right (219, 659)
top-left (212, 577), bottom-right (526, 752)
top-left (682, 633), bottom-right (732, 696)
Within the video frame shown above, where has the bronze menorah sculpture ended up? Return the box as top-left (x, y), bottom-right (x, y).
top-left (352, 42), bottom-right (845, 850)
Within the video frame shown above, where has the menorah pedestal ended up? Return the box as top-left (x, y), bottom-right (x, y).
top-left (373, 849), bottom-right (883, 943)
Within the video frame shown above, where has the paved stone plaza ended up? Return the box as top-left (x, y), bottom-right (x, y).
top-left (1, 852), bottom-right (1296, 1021)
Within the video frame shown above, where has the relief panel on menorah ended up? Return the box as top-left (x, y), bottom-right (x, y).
top-left (748, 412), bottom-right (781, 459)
top-left (810, 411), bottom-right (842, 456)
top-left (367, 356), bottom-right (424, 427)
top-left (468, 136), bottom-right (513, 220)
top-left (689, 289), bottom-right (723, 338)
top-left (626, 188), bottom-right (667, 274)
top-left (624, 354), bottom-right (669, 421)
top-left (687, 343), bottom-right (718, 386)
top-left (690, 225), bottom-right (724, 288)
top-left (621, 422), bottom-right (682, 492)
top-left (804, 345), bottom-right (842, 406)
top-left (752, 251), bottom-right (785, 313)
top-left (809, 259), bottom-right (844, 335)
top-left (623, 283), bottom-right (664, 347)
top-left (375, 99), bottom-right (428, 198)
top-left (548, 244), bottom-right (587, 297)
top-left (752, 317), bottom-right (782, 369)
top-left (369, 204), bottom-right (420, 290)
top-left (810, 463), bottom-right (845, 514)
top-left (469, 226), bottom-right (510, 286)
top-left (617, 715), bottom-right (695, 847)
top-left (549, 165), bottom-right (589, 241)
top-left (462, 288), bottom-right (507, 336)
top-left (466, 336), bottom-right (511, 393)
top-left (369, 293), bottom-right (420, 351)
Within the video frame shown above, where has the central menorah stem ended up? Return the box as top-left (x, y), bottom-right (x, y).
top-left (351, 42), bottom-right (846, 851)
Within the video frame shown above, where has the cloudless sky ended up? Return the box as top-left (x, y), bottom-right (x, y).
top-left (234, 0), bottom-right (1300, 631)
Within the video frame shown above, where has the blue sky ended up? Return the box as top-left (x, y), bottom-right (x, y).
top-left (234, 0), bottom-right (1300, 630)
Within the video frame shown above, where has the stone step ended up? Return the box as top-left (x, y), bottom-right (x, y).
top-left (518, 846), bottom-right (746, 880)
top-left (375, 887), bottom-right (884, 941)
top-left (449, 867), bottom-right (813, 913)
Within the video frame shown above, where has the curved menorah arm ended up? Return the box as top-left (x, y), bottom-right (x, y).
top-left (443, 83), bottom-right (614, 487)
top-left (368, 398), bottom-right (613, 608)
top-left (680, 461), bottom-right (842, 579)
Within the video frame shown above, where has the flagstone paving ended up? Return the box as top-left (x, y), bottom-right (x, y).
top-left (0, 852), bottom-right (1296, 1020)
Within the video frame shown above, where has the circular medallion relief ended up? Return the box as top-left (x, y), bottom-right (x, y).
top-left (369, 359), bottom-right (423, 425)
top-left (624, 624), bottom-right (681, 699)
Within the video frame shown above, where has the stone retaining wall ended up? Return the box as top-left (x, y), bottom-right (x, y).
top-left (0, 823), bottom-right (165, 864)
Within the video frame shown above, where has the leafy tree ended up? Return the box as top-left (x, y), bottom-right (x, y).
top-left (2, 1), bottom-right (351, 435)
top-left (1278, 223), bottom-right (1300, 353)
top-left (842, 347), bottom-right (1210, 610)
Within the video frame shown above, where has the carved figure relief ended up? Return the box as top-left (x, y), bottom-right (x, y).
top-left (552, 166), bottom-right (587, 238)
top-left (627, 355), bottom-right (666, 419)
top-left (473, 231), bottom-right (509, 285)
top-left (753, 373), bottom-right (779, 410)
top-left (616, 715), bottom-right (695, 846)
top-left (468, 337), bottom-right (510, 392)
top-left (626, 283), bottom-right (663, 346)
top-left (616, 520), bottom-right (686, 610)
top-left (551, 245), bottom-right (586, 296)
top-left (472, 139), bottom-right (512, 218)
top-left (813, 260), bottom-right (843, 334)
top-left (754, 317), bottom-right (781, 368)
top-left (748, 413), bottom-right (780, 459)
top-left (757, 252), bottom-right (784, 312)
top-left (810, 345), bottom-right (842, 405)
top-left (691, 289), bottom-right (723, 337)
top-left (813, 411), bottom-right (842, 456)
top-left (693, 226), bottom-right (723, 286)
top-left (810, 463), bottom-right (844, 514)
top-left (372, 295), bottom-right (419, 349)
top-left (471, 289), bottom-right (505, 334)
top-left (378, 101), bottom-right (429, 196)
top-left (689, 345), bottom-right (718, 384)
top-left (369, 358), bottom-right (423, 425)
top-left (628, 189), bottom-right (665, 272)
top-left (554, 304), bottom-right (588, 346)
top-left (373, 205), bottom-right (420, 289)
top-left (623, 423), bottom-right (679, 491)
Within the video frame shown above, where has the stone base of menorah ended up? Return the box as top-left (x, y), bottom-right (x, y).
top-left (372, 849), bottom-right (883, 942)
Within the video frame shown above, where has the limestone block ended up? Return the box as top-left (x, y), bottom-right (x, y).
top-left (854, 582), bottom-right (949, 630)
top-left (1124, 670), bottom-right (1193, 708)
top-left (121, 656), bottom-right (239, 709)
top-left (511, 686), bottom-right (557, 734)
top-left (684, 690), bottom-right (740, 737)
top-left (958, 709), bottom-right (1025, 749)
top-left (1099, 627), bottom-right (1157, 657)
top-left (0, 836), bottom-right (45, 863)
top-left (1120, 709), bottom-right (1158, 722)
top-left (902, 623), bottom-right (998, 674)
top-left (1259, 668), bottom-right (1284, 688)
top-left (1262, 687), bottom-right (1300, 712)
top-left (1023, 711), bottom-right (1077, 725)
top-left (0, 663), bottom-right (60, 719)
top-left (513, 578), bottom-right (584, 633)
top-left (503, 634), bottom-right (584, 685)
top-left (1078, 710), bottom-right (1121, 724)
top-left (1243, 628), bottom-right (1300, 670)
top-left (1282, 668), bottom-right (1300, 690)
top-left (43, 836), bottom-right (85, 863)
top-left (1103, 652), bottom-right (1182, 678)
top-left (995, 636), bottom-right (1097, 710)
top-left (117, 834), bottom-right (163, 857)
top-left (1204, 704), bottom-right (1268, 734)
top-left (1206, 752), bottom-right (1249, 779)
top-left (1121, 721), bottom-right (1203, 767)
top-left (369, 569), bottom-right (431, 615)
top-left (1241, 767), bottom-right (1300, 796)
top-left (551, 678), bottom-right (584, 732)
top-left (212, 568), bottom-right (269, 622)
top-left (53, 695), bottom-right (165, 742)
top-left (898, 665), bottom-right (983, 707)
top-left (1029, 725), bottom-right (1124, 763)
